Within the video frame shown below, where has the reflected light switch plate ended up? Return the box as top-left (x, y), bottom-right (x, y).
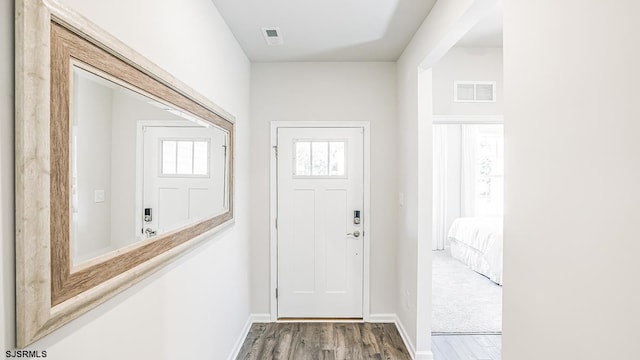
top-left (94, 189), bottom-right (105, 203)
top-left (399, 192), bottom-right (405, 207)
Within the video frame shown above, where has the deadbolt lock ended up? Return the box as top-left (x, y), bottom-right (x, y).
top-left (353, 210), bottom-right (361, 225)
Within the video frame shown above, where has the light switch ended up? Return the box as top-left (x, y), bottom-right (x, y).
top-left (94, 189), bottom-right (105, 203)
top-left (399, 192), bottom-right (405, 207)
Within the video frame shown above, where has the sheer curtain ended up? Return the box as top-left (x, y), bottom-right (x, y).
top-left (432, 125), bottom-right (447, 250)
top-left (433, 123), bottom-right (503, 251)
top-left (461, 125), bottom-right (478, 217)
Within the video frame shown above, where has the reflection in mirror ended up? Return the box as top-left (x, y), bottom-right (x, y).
top-left (71, 65), bottom-right (229, 265)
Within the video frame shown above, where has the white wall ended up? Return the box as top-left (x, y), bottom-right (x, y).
top-left (250, 62), bottom-right (398, 316)
top-left (503, 1), bottom-right (640, 359)
top-left (2, 0), bottom-right (252, 359)
top-left (396, 0), bottom-right (498, 356)
top-left (0, 0), bottom-right (15, 352)
top-left (432, 47), bottom-right (503, 115)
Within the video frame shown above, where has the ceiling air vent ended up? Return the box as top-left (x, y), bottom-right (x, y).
top-left (262, 27), bottom-right (284, 46)
top-left (454, 81), bottom-right (496, 102)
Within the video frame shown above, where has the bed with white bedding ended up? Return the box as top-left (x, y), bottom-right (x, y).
top-left (447, 217), bottom-right (503, 285)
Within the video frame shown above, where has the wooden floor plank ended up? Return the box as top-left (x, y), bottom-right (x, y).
top-left (483, 345), bottom-right (501, 360)
top-left (272, 323), bottom-right (294, 360)
top-left (489, 335), bottom-right (501, 350)
top-left (432, 336), bottom-right (463, 360)
top-left (361, 323), bottom-right (382, 356)
top-left (432, 335), bottom-right (502, 360)
top-left (431, 337), bottom-right (455, 360)
top-left (473, 335), bottom-right (495, 348)
top-left (236, 323), bottom-right (268, 360)
top-left (446, 336), bottom-right (481, 360)
top-left (382, 323), bottom-right (411, 359)
top-left (237, 322), bottom-right (411, 360)
top-left (431, 344), bottom-right (448, 360)
top-left (450, 336), bottom-right (492, 360)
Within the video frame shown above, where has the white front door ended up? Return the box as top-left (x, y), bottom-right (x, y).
top-left (277, 127), bottom-right (364, 318)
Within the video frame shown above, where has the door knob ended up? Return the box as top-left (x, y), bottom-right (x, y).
top-left (347, 230), bottom-right (360, 238)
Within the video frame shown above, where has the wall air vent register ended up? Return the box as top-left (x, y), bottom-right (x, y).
top-left (454, 81), bottom-right (496, 102)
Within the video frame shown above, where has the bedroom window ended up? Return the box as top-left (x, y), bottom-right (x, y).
top-left (462, 124), bottom-right (504, 217)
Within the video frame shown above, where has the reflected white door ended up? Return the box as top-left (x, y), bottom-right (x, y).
top-left (142, 126), bottom-right (226, 237)
top-left (277, 127), bottom-right (364, 318)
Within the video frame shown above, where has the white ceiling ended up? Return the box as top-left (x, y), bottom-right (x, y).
top-left (455, 4), bottom-right (503, 48)
top-left (211, 1), bottom-right (502, 62)
top-left (211, 0), bottom-right (437, 62)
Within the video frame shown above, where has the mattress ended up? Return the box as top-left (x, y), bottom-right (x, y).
top-left (447, 217), bottom-right (503, 285)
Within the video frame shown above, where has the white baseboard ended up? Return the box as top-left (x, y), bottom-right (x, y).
top-left (250, 313), bottom-right (272, 323)
top-left (228, 313), bottom-right (433, 360)
top-left (368, 313), bottom-right (397, 323)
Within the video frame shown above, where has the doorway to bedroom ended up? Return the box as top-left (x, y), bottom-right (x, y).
top-left (429, 5), bottom-right (504, 342)
top-left (432, 121), bottom-right (503, 335)
top-left (424, 2), bottom-right (504, 359)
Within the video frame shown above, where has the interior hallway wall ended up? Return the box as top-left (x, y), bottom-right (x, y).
top-left (432, 47), bottom-right (503, 116)
top-left (503, 0), bottom-right (640, 359)
top-left (396, 0), bottom-right (499, 356)
top-left (3, 0), bottom-right (252, 359)
top-left (250, 62), bottom-right (398, 316)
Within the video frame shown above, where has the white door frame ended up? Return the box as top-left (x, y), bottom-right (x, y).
top-left (270, 121), bottom-right (371, 321)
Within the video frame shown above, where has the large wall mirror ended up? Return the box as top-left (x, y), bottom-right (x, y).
top-left (15, 0), bottom-right (234, 347)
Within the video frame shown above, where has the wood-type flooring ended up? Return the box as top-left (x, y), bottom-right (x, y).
top-left (236, 322), bottom-right (412, 360)
top-left (432, 334), bottom-right (502, 360)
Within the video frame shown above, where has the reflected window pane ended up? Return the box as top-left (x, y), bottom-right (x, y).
top-left (193, 141), bottom-right (208, 175)
top-left (311, 142), bottom-right (328, 176)
top-left (162, 141), bottom-right (177, 174)
top-left (176, 141), bottom-right (193, 174)
top-left (295, 141), bottom-right (311, 176)
top-left (329, 141), bottom-right (345, 176)
top-left (162, 139), bottom-right (210, 176)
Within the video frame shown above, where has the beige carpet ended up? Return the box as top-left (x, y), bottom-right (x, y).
top-left (432, 249), bottom-right (502, 333)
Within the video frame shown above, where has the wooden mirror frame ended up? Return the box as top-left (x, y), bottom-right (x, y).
top-left (15, 0), bottom-right (235, 347)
